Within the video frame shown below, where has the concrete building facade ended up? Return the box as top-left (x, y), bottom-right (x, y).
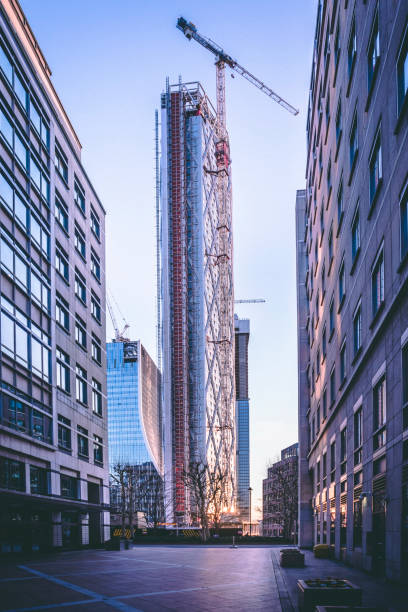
top-left (0, 0), bottom-right (108, 552)
top-left (160, 81), bottom-right (236, 525)
top-left (263, 443), bottom-right (298, 539)
top-left (297, 0), bottom-right (408, 580)
top-left (234, 314), bottom-right (250, 522)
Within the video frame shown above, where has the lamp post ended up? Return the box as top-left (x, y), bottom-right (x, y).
top-left (248, 486), bottom-right (253, 536)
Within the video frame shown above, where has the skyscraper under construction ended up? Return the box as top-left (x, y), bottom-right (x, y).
top-left (160, 80), bottom-right (236, 525)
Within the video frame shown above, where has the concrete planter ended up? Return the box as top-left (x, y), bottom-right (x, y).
top-left (315, 608), bottom-right (384, 612)
top-left (280, 548), bottom-right (305, 567)
top-left (297, 578), bottom-right (362, 611)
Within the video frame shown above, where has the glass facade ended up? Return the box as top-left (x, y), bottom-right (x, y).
top-left (107, 341), bottom-right (163, 525)
top-left (234, 316), bottom-right (250, 521)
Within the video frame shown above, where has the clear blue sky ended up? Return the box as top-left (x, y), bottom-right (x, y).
top-left (21, 0), bottom-right (317, 516)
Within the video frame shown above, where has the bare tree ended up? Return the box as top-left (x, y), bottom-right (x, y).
top-left (265, 455), bottom-right (298, 542)
top-left (182, 462), bottom-right (226, 542)
top-left (110, 462), bottom-right (151, 539)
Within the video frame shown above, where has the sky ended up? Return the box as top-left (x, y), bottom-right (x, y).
top-left (21, 0), bottom-right (317, 516)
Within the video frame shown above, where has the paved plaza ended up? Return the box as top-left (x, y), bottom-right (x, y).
top-left (0, 545), bottom-right (407, 611)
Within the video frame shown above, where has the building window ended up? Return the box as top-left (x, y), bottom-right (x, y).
top-left (74, 178), bottom-right (85, 214)
top-left (76, 364), bottom-right (87, 405)
top-left (90, 207), bottom-right (100, 240)
top-left (353, 303), bottom-right (362, 356)
top-left (340, 339), bottom-right (346, 384)
top-left (55, 193), bottom-right (69, 233)
top-left (91, 335), bottom-right (102, 365)
top-left (55, 243), bottom-right (69, 282)
top-left (30, 102), bottom-right (49, 149)
top-left (351, 205), bottom-right (360, 263)
top-left (330, 441), bottom-right (336, 483)
top-left (330, 366), bottom-right (336, 406)
top-left (60, 475), bottom-right (78, 499)
top-left (77, 425), bottom-right (89, 459)
top-left (322, 324), bottom-right (327, 358)
top-left (322, 386), bottom-right (327, 420)
top-left (335, 97), bottom-right (342, 143)
top-left (337, 179), bottom-right (344, 229)
top-left (30, 465), bottom-right (48, 495)
top-left (0, 44), bottom-right (13, 82)
top-left (58, 414), bottom-right (71, 451)
top-left (56, 293), bottom-right (69, 332)
top-left (0, 457), bottom-right (25, 491)
top-left (373, 376), bottom-right (386, 451)
top-left (56, 348), bottom-right (70, 393)
top-left (94, 435), bottom-right (103, 465)
top-left (338, 258), bottom-right (345, 306)
top-left (91, 249), bottom-right (101, 282)
top-left (348, 17), bottom-right (357, 78)
top-left (75, 269), bottom-right (86, 304)
top-left (334, 22), bottom-right (340, 71)
top-left (316, 348), bottom-right (320, 379)
top-left (327, 157), bottom-right (332, 195)
top-left (329, 296), bottom-right (335, 336)
top-left (397, 22), bottom-right (408, 117)
top-left (325, 89), bottom-right (330, 130)
top-left (328, 225), bottom-right (333, 266)
top-left (353, 498), bottom-right (363, 548)
top-left (54, 142), bottom-right (68, 182)
top-left (401, 183), bottom-right (408, 261)
top-left (74, 224), bottom-right (86, 259)
top-left (354, 407), bottom-right (362, 465)
top-left (369, 128), bottom-right (382, 205)
top-left (91, 291), bottom-right (101, 323)
top-left (340, 426), bottom-right (347, 475)
top-left (320, 206), bottom-right (324, 236)
top-left (372, 247), bottom-right (384, 317)
top-left (367, 9), bottom-right (380, 91)
top-left (92, 379), bottom-right (102, 417)
top-left (349, 113), bottom-right (358, 172)
top-left (322, 452), bottom-right (327, 489)
top-left (31, 215), bottom-right (50, 257)
top-left (75, 315), bottom-right (87, 350)
top-left (403, 343), bottom-right (408, 430)
top-left (316, 460), bottom-right (320, 493)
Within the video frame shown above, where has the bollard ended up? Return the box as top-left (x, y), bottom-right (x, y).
top-left (232, 536), bottom-right (238, 549)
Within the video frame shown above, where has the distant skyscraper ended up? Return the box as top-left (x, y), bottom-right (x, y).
top-left (160, 80), bottom-right (236, 524)
top-left (263, 443), bottom-right (298, 539)
top-left (234, 314), bottom-right (250, 521)
top-left (107, 340), bottom-right (163, 523)
top-left (297, 1), bottom-right (408, 581)
top-left (0, 0), bottom-right (108, 553)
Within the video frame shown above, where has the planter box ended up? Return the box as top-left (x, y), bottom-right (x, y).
top-left (315, 608), bottom-right (385, 612)
top-left (313, 544), bottom-right (331, 558)
top-left (280, 548), bottom-right (305, 567)
top-left (297, 578), bottom-right (362, 612)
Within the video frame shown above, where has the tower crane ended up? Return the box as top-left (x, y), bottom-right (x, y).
top-left (176, 17), bottom-right (299, 117)
top-left (106, 292), bottom-right (130, 343)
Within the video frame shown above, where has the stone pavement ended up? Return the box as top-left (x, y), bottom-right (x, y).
top-left (0, 545), bottom-right (407, 611)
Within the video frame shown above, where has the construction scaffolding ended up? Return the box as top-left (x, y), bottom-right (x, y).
top-left (161, 80), bottom-right (236, 524)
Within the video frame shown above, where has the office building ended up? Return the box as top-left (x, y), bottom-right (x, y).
top-left (263, 443), bottom-right (298, 539)
top-left (107, 340), bottom-right (163, 526)
top-left (296, 0), bottom-right (408, 580)
top-left (0, 0), bottom-right (108, 552)
top-left (234, 314), bottom-right (250, 522)
top-left (160, 81), bottom-right (236, 524)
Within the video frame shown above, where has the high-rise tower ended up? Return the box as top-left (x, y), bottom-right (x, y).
top-left (160, 80), bottom-right (235, 525)
top-left (234, 314), bottom-right (250, 522)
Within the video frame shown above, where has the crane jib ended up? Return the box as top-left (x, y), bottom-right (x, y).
top-left (176, 16), bottom-right (299, 116)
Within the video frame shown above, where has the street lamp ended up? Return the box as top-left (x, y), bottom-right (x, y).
top-left (248, 486), bottom-right (253, 536)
